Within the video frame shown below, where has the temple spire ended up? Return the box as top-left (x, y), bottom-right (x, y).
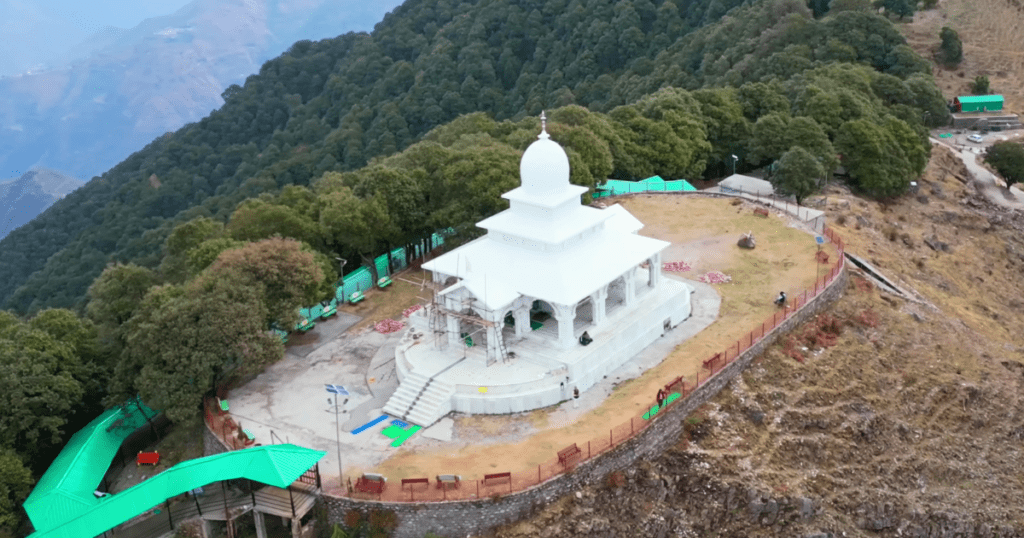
top-left (539, 111), bottom-right (549, 139)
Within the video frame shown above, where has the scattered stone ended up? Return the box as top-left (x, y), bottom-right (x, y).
top-left (745, 409), bottom-right (765, 425)
top-left (737, 232), bottom-right (756, 249)
top-left (917, 194), bottom-right (930, 204)
top-left (924, 235), bottom-right (951, 252)
top-left (911, 312), bottom-right (926, 323)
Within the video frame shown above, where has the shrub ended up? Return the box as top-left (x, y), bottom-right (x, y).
top-left (937, 27), bottom-right (963, 66)
top-left (368, 509), bottom-right (398, 532)
top-left (606, 470), bottom-right (626, 489)
top-left (970, 75), bottom-right (990, 95)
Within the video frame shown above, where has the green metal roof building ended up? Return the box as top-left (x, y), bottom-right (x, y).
top-left (954, 95), bottom-right (1004, 113)
top-left (23, 401), bottom-right (158, 532)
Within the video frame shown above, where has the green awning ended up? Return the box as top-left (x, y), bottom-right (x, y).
top-left (28, 445), bottom-right (325, 538)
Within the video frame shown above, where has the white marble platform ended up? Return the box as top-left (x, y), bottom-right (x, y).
top-left (393, 277), bottom-right (696, 418)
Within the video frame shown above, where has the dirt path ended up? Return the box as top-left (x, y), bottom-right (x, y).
top-left (930, 135), bottom-right (1024, 209)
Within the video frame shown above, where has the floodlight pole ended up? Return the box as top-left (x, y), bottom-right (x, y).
top-left (731, 154), bottom-right (738, 176)
top-left (335, 257), bottom-right (347, 291)
top-left (329, 396), bottom-right (347, 488)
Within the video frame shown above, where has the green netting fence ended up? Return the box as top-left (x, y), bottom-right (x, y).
top-left (321, 228), bottom-right (452, 306)
top-left (592, 176), bottom-right (697, 198)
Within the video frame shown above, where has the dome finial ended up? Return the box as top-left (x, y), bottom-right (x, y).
top-left (539, 111), bottom-right (549, 139)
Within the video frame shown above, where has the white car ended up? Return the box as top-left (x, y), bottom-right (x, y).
top-left (967, 134), bottom-right (984, 143)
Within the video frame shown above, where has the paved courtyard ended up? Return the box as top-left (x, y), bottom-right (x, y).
top-left (226, 275), bottom-right (720, 488)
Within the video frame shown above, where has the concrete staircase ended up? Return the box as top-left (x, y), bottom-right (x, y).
top-left (382, 371), bottom-right (455, 427)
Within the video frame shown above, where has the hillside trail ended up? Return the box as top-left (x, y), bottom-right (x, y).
top-left (930, 136), bottom-right (1024, 210)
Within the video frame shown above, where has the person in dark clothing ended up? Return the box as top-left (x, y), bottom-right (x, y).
top-left (774, 291), bottom-right (787, 306)
top-left (656, 388), bottom-right (666, 409)
top-left (579, 331), bottom-right (593, 346)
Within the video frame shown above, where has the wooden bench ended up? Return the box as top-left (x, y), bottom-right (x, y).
top-left (436, 474), bottom-right (461, 490)
top-left (703, 352), bottom-right (722, 370)
top-left (137, 451), bottom-right (160, 466)
top-left (558, 444), bottom-right (582, 468)
top-left (401, 478), bottom-right (429, 490)
top-left (483, 472), bottom-right (511, 486)
top-left (354, 474), bottom-right (386, 494)
top-left (754, 207), bottom-right (770, 217)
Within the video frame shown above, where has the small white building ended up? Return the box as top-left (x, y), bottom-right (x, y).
top-left (718, 174), bottom-right (774, 196)
top-left (384, 119), bottom-right (696, 426)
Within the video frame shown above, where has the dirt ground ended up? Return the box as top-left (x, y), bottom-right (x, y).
top-left (334, 269), bottom-right (433, 334)
top-left (363, 196), bottom-right (832, 486)
top-left (482, 148), bottom-right (1024, 538)
top-left (903, 0), bottom-right (1024, 115)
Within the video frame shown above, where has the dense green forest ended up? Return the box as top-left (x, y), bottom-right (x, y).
top-left (0, 0), bottom-right (947, 316)
top-left (0, 0), bottom-right (953, 532)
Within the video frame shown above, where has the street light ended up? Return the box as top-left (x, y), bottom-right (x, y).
top-left (731, 154), bottom-right (738, 176)
top-left (327, 396), bottom-right (347, 487)
top-left (335, 257), bottom-right (347, 290)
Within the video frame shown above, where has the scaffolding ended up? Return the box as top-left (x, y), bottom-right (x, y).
top-left (428, 281), bottom-right (510, 365)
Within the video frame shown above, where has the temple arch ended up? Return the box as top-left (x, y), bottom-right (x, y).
top-left (606, 276), bottom-right (626, 317)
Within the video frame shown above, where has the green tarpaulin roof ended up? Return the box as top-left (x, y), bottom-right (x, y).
top-left (28, 444), bottom-right (325, 538)
top-left (956, 95), bottom-right (1003, 104)
top-left (24, 401), bottom-right (158, 531)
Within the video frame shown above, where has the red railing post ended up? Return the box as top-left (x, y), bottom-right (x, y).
top-left (610, 429), bottom-right (613, 446)
top-left (538, 465), bottom-right (541, 483)
top-left (476, 479), bottom-right (479, 498)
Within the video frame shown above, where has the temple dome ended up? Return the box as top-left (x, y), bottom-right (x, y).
top-left (520, 130), bottom-right (570, 195)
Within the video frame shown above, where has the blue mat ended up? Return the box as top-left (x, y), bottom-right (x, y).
top-left (351, 415), bottom-right (389, 435)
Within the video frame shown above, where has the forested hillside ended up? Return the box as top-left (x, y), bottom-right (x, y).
top-left (0, 0), bottom-right (946, 315)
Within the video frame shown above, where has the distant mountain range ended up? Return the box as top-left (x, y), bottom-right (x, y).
top-left (0, 0), bottom-right (405, 182)
top-left (0, 168), bottom-right (83, 240)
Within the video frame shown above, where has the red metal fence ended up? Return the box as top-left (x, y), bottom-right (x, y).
top-left (205, 223), bottom-right (846, 504)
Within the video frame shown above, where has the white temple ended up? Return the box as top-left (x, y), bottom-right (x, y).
top-left (383, 116), bottom-right (695, 427)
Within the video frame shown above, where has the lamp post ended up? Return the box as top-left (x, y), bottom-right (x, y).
top-left (335, 257), bottom-right (347, 295)
top-left (731, 154), bottom-right (738, 176)
top-left (327, 397), bottom-right (347, 487)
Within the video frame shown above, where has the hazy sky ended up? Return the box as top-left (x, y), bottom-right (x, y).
top-left (0, 0), bottom-right (195, 76)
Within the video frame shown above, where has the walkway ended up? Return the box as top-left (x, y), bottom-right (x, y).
top-left (930, 135), bottom-right (1024, 210)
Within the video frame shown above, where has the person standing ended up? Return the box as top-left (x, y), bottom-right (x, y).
top-left (656, 388), bottom-right (666, 410)
top-left (573, 387), bottom-right (579, 409)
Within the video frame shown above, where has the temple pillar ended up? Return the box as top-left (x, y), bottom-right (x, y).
top-left (552, 302), bottom-right (577, 349)
top-left (484, 309), bottom-right (504, 364)
top-left (445, 312), bottom-right (461, 348)
top-left (649, 252), bottom-right (662, 288)
top-left (624, 270), bottom-right (637, 307)
top-left (513, 305), bottom-right (530, 338)
top-left (591, 287), bottom-right (608, 326)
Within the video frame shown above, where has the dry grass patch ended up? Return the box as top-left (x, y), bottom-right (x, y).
top-left (372, 195), bottom-right (833, 481)
top-left (338, 269), bottom-right (432, 333)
